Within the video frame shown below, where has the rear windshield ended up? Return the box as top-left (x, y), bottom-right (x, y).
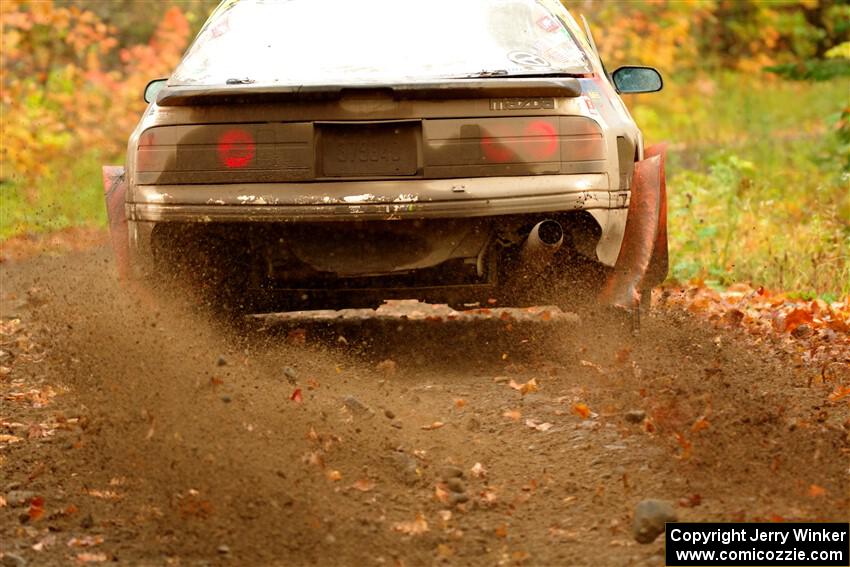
top-left (171, 0), bottom-right (592, 86)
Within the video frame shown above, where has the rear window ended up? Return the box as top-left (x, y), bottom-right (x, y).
top-left (171, 0), bottom-right (592, 87)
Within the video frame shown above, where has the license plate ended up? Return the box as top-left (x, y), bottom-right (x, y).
top-left (320, 123), bottom-right (418, 177)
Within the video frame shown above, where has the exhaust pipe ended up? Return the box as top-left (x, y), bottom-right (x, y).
top-left (520, 220), bottom-right (564, 269)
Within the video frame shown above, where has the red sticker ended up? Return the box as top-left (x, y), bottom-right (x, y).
top-left (537, 15), bottom-right (560, 33)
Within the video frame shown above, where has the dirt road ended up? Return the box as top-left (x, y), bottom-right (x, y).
top-left (1, 249), bottom-right (847, 566)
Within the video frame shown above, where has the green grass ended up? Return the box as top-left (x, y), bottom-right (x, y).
top-left (0, 151), bottom-right (107, 240)
top-left (631, 73), bottom-right (850, 296)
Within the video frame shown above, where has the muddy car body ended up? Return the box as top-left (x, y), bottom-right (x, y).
top-left (104, 0), bottom-right (667, 313)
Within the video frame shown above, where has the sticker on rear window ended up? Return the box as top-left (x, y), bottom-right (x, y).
top-left (507, 51), bottom-right (550, 68)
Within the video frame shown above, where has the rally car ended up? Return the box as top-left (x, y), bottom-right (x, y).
top-left (103, 0), bottom-right (667, 316)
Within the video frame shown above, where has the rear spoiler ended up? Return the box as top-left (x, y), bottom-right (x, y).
top-left (156, 78), bottom-right (583, 106)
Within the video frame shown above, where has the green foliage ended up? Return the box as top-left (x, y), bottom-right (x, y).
top-left (636, 74), bottom-right (850, 295)
top-left (765, 58), bottom-right (850, 81)
top-left (0, 152), bottom-right (105, 240)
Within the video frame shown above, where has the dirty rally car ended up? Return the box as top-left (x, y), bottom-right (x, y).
top-left (103, 0), bottom-right (667, 314)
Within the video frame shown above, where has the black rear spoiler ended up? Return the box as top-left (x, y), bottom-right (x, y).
top-left (156, 78), bottom-right (583, 106)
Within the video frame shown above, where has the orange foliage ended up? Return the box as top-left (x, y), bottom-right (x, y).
top-left (1, 1), bottom-right (190, 190)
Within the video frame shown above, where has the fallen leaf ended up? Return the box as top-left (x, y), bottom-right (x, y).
top-left (525, 419), bottom-right (553, 432)
top-left (351, 479), bottom-right (375, 492)
top-left (28, 496), bottom-right (45, 522)
top-left (571, 403), bottom-right (591, 419)
top-left (454, 398), bottom-right (466, 408)
top-left (828, 385), bottom-right (850, 403)
top-left (304, 451), bottom-right (324, 468)
top-left (548, 527), bottom-right (578, 541)
top-left (67, 536), bottom-right (104, 548)
top-left (326, 469), bottom-right (342, 482)
top-left (691, 416), bottom-right (711, 433)
top-left (84, 489), bottom-right (122, 500)
top-left (290, 388), bottom-right (303, 403)
top-left (674, 432), bottom-right (692, 460)
top-left (614, 348), bottom-right (632, 364)
top-left (808, 484), bottom-right (827, 497)
top-left (580, 360), bottom-right (605, 374)
top-left (32, 534), bottom-right (57, 551)
top-left (480, 488), bottom-right (499, 504)
top-left (495, 524), bottom-right (508, 538)
top-left (421, 421), bottom-right (445, 431)
top-left (392, 513), bottom-right (429, 535)
top-left (508, 378), bottom-right (539, 395)
top-left (434, 484), bottom-right (450, 504)
top-left (502, 409), bottom-right (522, 421)
top-left (784, 309), bottom-right (814, 333)
top-left (76, 552), bottom-right (107, 563)
top-left (436, 543), bottom-right (454, 559)
top-left (678, 494), bottom-right (702, 508)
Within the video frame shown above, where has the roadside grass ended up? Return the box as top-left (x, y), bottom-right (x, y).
top-left (632, 73), bottom-right (850, 297)
top-left (0, 151), bottom-right (107, 241)
top-left (1, 73), bottom-right (846, 295)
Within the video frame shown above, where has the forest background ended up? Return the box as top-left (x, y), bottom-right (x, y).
top-left (1, 0), bottom-right (848, 296)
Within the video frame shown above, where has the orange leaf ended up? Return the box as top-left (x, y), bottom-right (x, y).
top-left (434, 484), bottom-right (450, 503)
top-left (571, 402), bottom-right (591, 419)
top-left (783, 308), bottom-right (814, 333)
top-left (75, 552), bottom-right (108, 564)
top-left (392, 513), bottom-right (429, 535)
top-left (828, 385), bottom-right (850, 403)
top-left (325, 469), bottom-right (342, 482)
top-left (28, 496), bottom-right (45, 522)
top-left (290, 388), bottom-right (302, 403)
top-left (508, 378), bottom-right (539, 395)
top-left (503, 409), bottom-right (522, 421)
top-left (495, 524), bottom-right (508, 538)
top-left (674, 432), bottom-right (692, 460)
top-left (691, 416), bottom-right (710, 433)
top-left (808, 484), bottom-right (827, 497)
top-left (351, 479), bottom-right (375, 492)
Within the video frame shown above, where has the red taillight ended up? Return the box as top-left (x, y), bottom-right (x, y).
top-left (480, 120), bottom-right (560, 164)
top-left (525, 120), bottom-right (559, 160)
top-left (217, 129), bottom-right (256, 169)
top-left (481, 137), bottom-right (513, 163)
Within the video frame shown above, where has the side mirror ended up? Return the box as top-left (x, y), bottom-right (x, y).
top-left (143, 78), bottom-right (168, 104)
top-left (611, 66), bottom-right (663, 94)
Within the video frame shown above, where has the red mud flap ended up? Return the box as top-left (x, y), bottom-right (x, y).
top-left (598, 145), bottom-right (668, 310)
top-left (102, 166), bottom-right (130, 281)
top-left (644, 144), bottom-right (669, 290)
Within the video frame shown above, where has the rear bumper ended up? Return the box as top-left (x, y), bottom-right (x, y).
top-left (107, 172), bottom-right (631, 281)
top-left (127, 173), bottom-right (624, 223)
